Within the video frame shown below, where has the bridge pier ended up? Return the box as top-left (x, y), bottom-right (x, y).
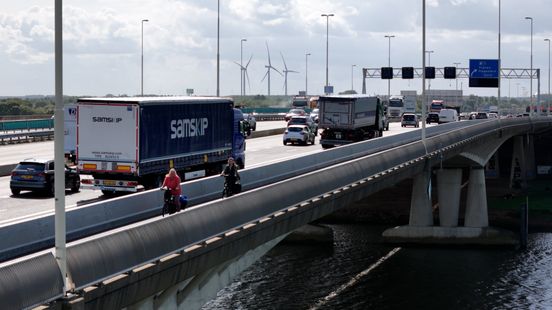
top-left (464, 167), bottom-right (488, 228)
top-left (436, 168), bottom-right (462, 227)
top-left (408, 168), bottom-right (433, 227)
top-left (383, 166), bottom-right (516, 246)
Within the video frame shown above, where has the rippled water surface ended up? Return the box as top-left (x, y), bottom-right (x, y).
top-left (203, 225), bottom-right (552, 310)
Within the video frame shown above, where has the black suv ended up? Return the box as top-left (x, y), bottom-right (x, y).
top-left (426, 112), bottom-right (440, 124)
top-left (10, 159), bottom-right (80, 196)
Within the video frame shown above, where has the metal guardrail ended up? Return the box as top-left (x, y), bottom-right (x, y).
top-left (0, 129), bottom-right (54, 144)
top-left (1, 118), bottom-right (550, 309)
top-left (0, 253), bottom-right (64, 309)
top-left (0, 118), bottom-right (53, 131)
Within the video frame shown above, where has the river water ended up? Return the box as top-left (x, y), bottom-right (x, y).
top-left (203, 225), bottom-right (552, 310)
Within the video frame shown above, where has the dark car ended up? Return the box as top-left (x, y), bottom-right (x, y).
top-left (10, 159), bottom-right (80, 196)
top-left (475, 112), bottom-right (488, 119)
top-left (426, 112), bottom-right (440, 124)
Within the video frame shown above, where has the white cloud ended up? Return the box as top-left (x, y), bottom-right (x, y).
top-left (0, 0), bottom-right (551, 96)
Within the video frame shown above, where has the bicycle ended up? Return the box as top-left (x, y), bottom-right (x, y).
top-left (221, 181), bottom-right (234, 198)
top-left (161, 187), bottom-right (180, 217)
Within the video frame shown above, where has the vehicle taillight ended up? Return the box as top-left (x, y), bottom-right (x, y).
top-left (81, 179), bottom-right (93, 184)
top-left (38, 172), bottom-right (45, 177)
top-left (127, 181), bottom-right (139, 187)
top-left (11, 172), bottom-right (17, 177)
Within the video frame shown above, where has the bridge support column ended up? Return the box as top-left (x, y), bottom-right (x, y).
top-left (436, 168), bottom-right (462, 227)
top-left (526, 134), bottom-right (536, 180)
top-left (408, 168), bottom-right (433, 226)
top-left (383, 166), bottom-right (516, 246)
top-left (510, 136), bottom-right (528, 190)
top-left (464, 167), bottom-right (488, 228)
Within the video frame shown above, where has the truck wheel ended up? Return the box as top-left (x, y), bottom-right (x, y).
top-left (48, 184), bottom-right (55, 197)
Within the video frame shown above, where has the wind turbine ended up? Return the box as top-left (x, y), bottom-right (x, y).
top-left (280, 52), bottom-right (299, 96)
top-left (261, 42), bottom-right (282, 96)
top-left (234, 55), bottom-right (253, 95)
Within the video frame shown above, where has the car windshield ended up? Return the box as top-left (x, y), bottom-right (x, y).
top-left (288, 127), bottom-right (303, 132)
top-left (389, 100), bottom-right (403, 107)
top-left (290, 118), bottom-right (306, 124)
top-left (15, 163), bottom-right (45, 171)
top-left (289, 109), bottom-right (303, 114)
top-left (403, 115), bottom-right (415, 121)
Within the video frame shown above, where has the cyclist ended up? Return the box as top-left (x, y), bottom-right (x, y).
top-left (162, 168), bottom-right (181, 211)
top-left (220, 157), bottom-right (240, 196)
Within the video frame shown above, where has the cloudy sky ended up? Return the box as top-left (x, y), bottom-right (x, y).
top-left (1, 0), bottom-right (551, 97)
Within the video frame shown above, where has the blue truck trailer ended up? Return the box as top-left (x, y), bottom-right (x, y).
top-left (76, 97), bottom-right (246, 194)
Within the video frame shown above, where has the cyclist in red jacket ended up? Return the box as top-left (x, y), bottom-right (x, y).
top-left (162, 168), bottom-right (181, 209)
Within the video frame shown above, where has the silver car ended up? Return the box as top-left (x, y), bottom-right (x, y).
top-left (283, 125), bottom-right (315, 145)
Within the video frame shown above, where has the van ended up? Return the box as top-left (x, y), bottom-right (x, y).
top-left (438, 109), bottom-right (458, 124)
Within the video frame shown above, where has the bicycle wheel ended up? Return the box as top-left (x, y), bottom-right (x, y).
top-left (162, 203), bottom-right (169, 217)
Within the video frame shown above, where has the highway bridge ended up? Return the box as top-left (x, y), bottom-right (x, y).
top-left (1, 117), bottom-right (551, 309)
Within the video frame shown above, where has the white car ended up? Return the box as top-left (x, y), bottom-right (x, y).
top-left (310, 108), bottom-right (319, 123)
top-left (438, 109), bottom-right (458, 124)
top-left (283, 125), bottom-right (315, 145)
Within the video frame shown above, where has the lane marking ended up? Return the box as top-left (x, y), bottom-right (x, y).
top-left (309, 247), bottom-right (402, 310)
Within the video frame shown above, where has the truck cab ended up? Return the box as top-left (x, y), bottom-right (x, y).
top-left (233, 108), bottom-right (247, 169)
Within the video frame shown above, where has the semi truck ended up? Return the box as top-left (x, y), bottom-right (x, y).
top-left (388, 95), bottom-right (405, 120)
top-left (291, 96), bottom-right (309, 108)
top-left (63, 104), bottom-right (77, 164)
top-left (76, 97), bottom-right (247, 195)
top-left (318, 95), bottom-right (385, 149)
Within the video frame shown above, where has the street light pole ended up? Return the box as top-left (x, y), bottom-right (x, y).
top-left (216, 0), bottom-right (220, 97)
top-left (545, 38), bottom-right (551, 116)
top-left (141, 19), bottom-right (148, 96)
top-left (422, 0), bottom-right (426, 142)
top-left (525, 16), bottom-right (533, 116)
top-left (240, 38), bottom-right (247, 96)
top-left (351, 64), bottom-right (356, 91)
top-left (498, 0), bottom-right (501, 106)
top-left (425, 50), bottom-right (434, 104)
top-left (54, 0), bottom-right (67, 292)
top-left (385, 35), bottom-right (395, 101)
top-left (453, 62), bottom-right (461, 90)
top-left (305, 53), bottom-right (311, 96)
top-left (425, 50), bottom-right (434, 66)
top-left (321, 13), bottom-right (334, 92)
